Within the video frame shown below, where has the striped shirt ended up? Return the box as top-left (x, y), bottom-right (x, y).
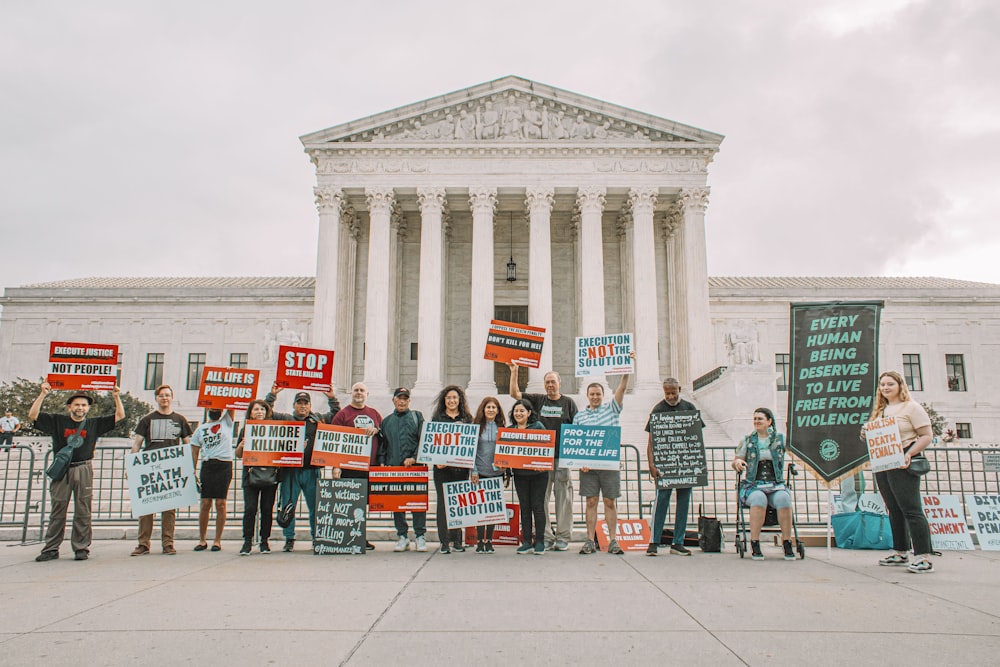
top-left (573, 399), bottom-right (622, 427)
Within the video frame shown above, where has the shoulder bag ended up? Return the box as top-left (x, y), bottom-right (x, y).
top-left (46, 419), bottom-right (87, 482)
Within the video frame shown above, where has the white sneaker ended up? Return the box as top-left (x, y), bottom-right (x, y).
top-left (415, 536), bottom-right (427, 552)
top-left (393, 535), bottom-right (410, 552)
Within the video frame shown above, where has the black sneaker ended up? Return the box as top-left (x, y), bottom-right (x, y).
top-left (366, 541), bottom-right (375, 551)
top-left (259, 540), bottom-right (271, 554)
top-left (240, 541), bottom-right (252, 556)
top-left (484, 541), bottom-right (495, 554)
top-left (439, 544), bottom-right (451, 554)
top-left (74, 550), bottom-right (89, 561)
top-left (670, 544), bottom-right (692, 556)
top-left (646, 543), bottom-right (659, 556)
top-left (750, 540), bottom-right (764, 560)
top-left (35, 551), bottom-right (58, 562)
top-left (783, 540), bottom-right (795, 560)
top-left (475, 541), bottom-right (485, 554)
top-left (282, 539), bottom-right (295, 552)
top-left (452, 543), bottom-right (466, 553)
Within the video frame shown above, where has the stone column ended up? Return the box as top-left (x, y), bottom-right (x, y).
top-left (629, 187), bottom-right (662, 391)
top-left (525, 187), bottom-right (554, 392)
top-left (467, 187), bottom-right (498, 393)
top-left (678, 187), bottom-right (712, 380)
top-left (335, 205), bottom-right (359, 392)
top-left (311, 187), bottom-right (343, 373)
top-left (413, 188), bottom-right (447, 397)
top-left (576, 187), bottom-right (607, 391)
top-left (662, 203), bottom-right (683, 381)
top-left (362, 187), bottom-right (395, 395)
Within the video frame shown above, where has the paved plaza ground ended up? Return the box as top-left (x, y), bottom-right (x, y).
top-left (2, 536), bottom-right (998, 666)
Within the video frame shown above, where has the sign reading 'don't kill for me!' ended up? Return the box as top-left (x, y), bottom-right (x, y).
top-left (483, 320), bottom-right (545, 368)
top-left (47, 341), bottom-right (119, 391)
top-left (197, 366), bottom-right (261, 411)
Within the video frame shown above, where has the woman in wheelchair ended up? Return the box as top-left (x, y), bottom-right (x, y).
top-left (731, 407), bottom-right (795, 560)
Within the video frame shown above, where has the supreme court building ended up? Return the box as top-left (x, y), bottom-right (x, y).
top-left (2, 77), bottom-right (998, 445)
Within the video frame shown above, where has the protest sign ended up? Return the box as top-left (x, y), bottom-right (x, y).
top-left (416, 421), bottom-right (478, 468)
top-left (965, 495), bottom-right (1000, 550)
top-left (368, 467), bottom-right (429, 512)
top-left (597, 519), bottom-right (651, 552)
top-left (314, 478), bottom-right (367, 555)
top-left (648, 411), bottom-right (708, 489)
top-left (922, 494), bottom-right (974, 550)
top-left (126, 444), bottom-right (199, 518)
top-left (443, 477), bottom-right (507, 529)
top-left (274, 344), bottom-right (333, 392)
top-left (494, 428), bottom-right (555, 470)
top-left (464, 503), bottom-right (521, 546)
top-left (47, 341), bottom-right (118, 391)
top-left (787, 301), bottom-right (882, 483)
top-left (982, 452), bottom-right (1000, 473)
top-left (311, 424), bottom-right (371, 470)
top-left (863, 416), bottom-right (906, 473)
top-left (574, 333), bottom-right (634, 377)
top-left (240, 420), bottom-right (305, 467)
top-left (557, 424), bottom-right (621, 471)
top-left (858, 493), bottom-right (888, 515)
top-left (483, 319), bottom-right (545, 368)
top-left (196, 366), bottom-right (260, 411)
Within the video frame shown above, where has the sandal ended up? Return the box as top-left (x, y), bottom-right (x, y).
top-left (210, 545), bottom-right (222, 552)
top-left (193, 544), bottom-right (208, 551)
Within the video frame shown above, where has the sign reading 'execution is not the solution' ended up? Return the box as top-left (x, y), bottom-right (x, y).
top-left (443, 477), bottom-right (507, 529)
top-left (574, 333), bottom-right (634, 377)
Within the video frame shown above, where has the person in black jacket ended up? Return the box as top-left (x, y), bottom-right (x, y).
top-left (379, 387), bottom-right (427, 552)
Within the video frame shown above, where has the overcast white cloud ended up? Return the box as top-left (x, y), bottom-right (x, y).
top-left (1, 0), bottom-right (997, 287)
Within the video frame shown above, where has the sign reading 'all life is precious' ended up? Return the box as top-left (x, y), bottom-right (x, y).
top-left (274, 345), bottom-right (333, 392)
top-left (47, 341), bottom-right (119, 391)
top-left (648, 411), bottom-right (707, 489)
top-left (483, 319), bottom-right (545, 368)
top-left (126, 444), bottom-right (199, 518)
top-left (574, 333), bottom-right (634, 377)
top-left (197, 366), bottom-right (260, 411)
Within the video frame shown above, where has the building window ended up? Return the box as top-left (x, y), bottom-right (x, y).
top-left (144, 353), bottom-right (164, 390)
top-left (902, 354), bottom-right (923, 391)
top-left (230, 353), bottom-right (249, 369)
top-left (116, 353), bottom-right (123, 385)
top-left (945, 354), bottom-right (967, 391)
top-left (775, 353), bottom-right (790, 391)
top-left (955, 422), bottom-right (972, 439)
top-left (187, 353), bottom-right (207, 391)
top-left (410, 343), bottom-right (418, 361)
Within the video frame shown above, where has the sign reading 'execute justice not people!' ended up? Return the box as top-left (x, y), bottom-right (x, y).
top-left (47, 341), bottom-right (119, 391)
top-left (274, 344), bottom-right (334, 392)
top-left (197, 366), bottom-right (261, 411)
top-left (483, 319), bottom-right (546, 368)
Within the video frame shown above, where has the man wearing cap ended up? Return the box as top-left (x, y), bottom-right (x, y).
top-left (265, 383), bottom-right (340, 552)
top-left (29, 381), bottom-right (124, 561)
top-left (378, 387), bottom-right (427, 552)
top-left (131, 384), bottom-right (193, 556)
top-left (0, 408), bottom-right (21, 449)
top-left (331, 382), bottom-right (382, 550)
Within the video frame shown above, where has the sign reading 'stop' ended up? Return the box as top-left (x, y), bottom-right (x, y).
top-left (47, 341), bottom-right (118, 391)
top-left (275, 345), bottom-right (333, 392)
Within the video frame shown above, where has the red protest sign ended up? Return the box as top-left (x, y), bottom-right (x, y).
top-left (597, 519), bottom-right (651, 552)
top-left (47, 341), bottom-right (118, 391)
top-left (274, 345), bottom-right (334, 392)
top-left (241, 420), bottom-right (305, 467)
top-left (196, 366), bottom-right (260, 411)
top-left (311, 424), bottom-right (371, 470)
top-left (494, 428), bottom-right (556, 470)
top-left (465, 503), bottom-right (521, 546)
top-left (483, 319), bottom-right (545, 368)
top-left (368, 467), bottom-right (429, 512)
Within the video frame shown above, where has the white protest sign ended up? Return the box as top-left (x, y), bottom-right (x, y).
top-left (864, 416), bottom-right (906, 473)
top-left (443, 477), bottom-right (507, 529)
top-left (126, 444), bottom-right (199, 518)
top-left (574, 333), bottom-right (634, 377)
top-left (416, 421), bottom-right (478, 468)
top-left (922, 494), bottom-right (974, 550)
top-left (858, 493), bottom-right (887, 515)
top-left (965, 494), bottom-right (1000, 550)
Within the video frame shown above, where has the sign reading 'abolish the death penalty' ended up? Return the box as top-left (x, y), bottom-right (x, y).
top-left (241, 420), bottom-right (305, 467)
top-left (443, 477), bottom-right (507, 529)
top-left (274, 345), bottom-right (333, 392)
top-left (494, 428), bottom-right (556, 470)
top-left (47, 341), bottom-right (119, 391)
top-left (863, 416), bottom-right (907, 473)
top-left (311, 424), bottom-right (371, 470)
top-left (368, 467), bottom-right (429, 512)
top-left (483, 319), bottom-right (545, 368)
top-left (648, 411), bottom-right (708, 489)
top-left (575, 333), bottom-right (634, 377)
top-left (557, 424), bottom-right (621, 470)
top-left (197, 366), bottom-right (261, 411)
top-left (416, 421), bottom-right (478, 468)
top-left (965, 495), bottom-right (1000, 551)
top-left (126, 444), bottom-right (199, 518)
top-left (787, 301), bottom-right (882, 483)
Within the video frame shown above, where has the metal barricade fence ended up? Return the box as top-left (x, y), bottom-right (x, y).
top-left (0, 444), bottom-right (36, 543)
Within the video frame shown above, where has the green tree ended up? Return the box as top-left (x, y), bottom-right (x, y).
top-left (0, 377), bottom-right (153, 438)
top-left (920, 402), bottom-right (947, 437)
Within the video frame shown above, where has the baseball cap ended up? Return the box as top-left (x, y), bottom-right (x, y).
top-left (293, 392), bottom-right (311, 403)
top-left (65, 393), bottom-right (94, 405)
top-left (393, 387), bottom-right (411, 398)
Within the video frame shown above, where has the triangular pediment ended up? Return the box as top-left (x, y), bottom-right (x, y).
top-left (300, 76), bottom-right (723, 146)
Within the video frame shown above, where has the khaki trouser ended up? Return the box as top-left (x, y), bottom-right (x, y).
top-left (543, 467), bottom-right (574, 542)
top-left (43, 461), bottom-right (94, 553)
top-left (138, 510), bottom-right (177, 549)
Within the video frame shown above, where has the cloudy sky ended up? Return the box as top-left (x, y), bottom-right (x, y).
top-left (2, 0), bottom-right (997, 287)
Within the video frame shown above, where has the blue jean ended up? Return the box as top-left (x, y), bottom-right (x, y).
top-left (393, 511), bottom-right (426, 538)
top-left (651, 486), bottom-right (692, 545)
top-left (279, 468), bottom-right (319, 541)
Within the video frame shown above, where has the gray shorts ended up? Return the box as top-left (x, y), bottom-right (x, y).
top-left (579, 469), bottom-right (620, 499)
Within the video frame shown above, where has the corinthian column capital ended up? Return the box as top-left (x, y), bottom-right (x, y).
top-left (678, 187), bottom-right (710, 213)
top-left (365, 187), bottom-right (395, 215)
top-left (468, 187), bottom-right (498, 216)
top-left (576, 186), bottom-right (607, 215)
top-left (314, 186), bottom-right (344, 214)
top-left (628, 187), bottom-right (658, 217)
top-left (524, 187), bottom-right (554, 214)
top-left (416, 187), bottom-right (447, 215)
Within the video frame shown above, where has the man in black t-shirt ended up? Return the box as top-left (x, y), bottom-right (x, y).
top-left (30, 381), bottom-right (124, 562)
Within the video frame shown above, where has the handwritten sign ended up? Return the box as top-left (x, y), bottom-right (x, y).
top-left (494, 428), bottom-right (556, 470)
top-left (47, 341), bottom-right (118, 391)
top-left (314, 478), bottom-right (367, 555)
top-left (965, 495), bottom-right (1000, 551)
top-left (196, 366), bottom-right (261, 411)
top-left (574, 333), bottom-right (634, 377)
top-left (368, 467), bottom-right (429, 512)
top-left (648, 411), bottom-right (708, 489)
top-left (274, 345), bottom-right (333, 392)
top-left (311, 424), bottom-right (371, 470)
top-left (557, 424), bottom-right (621, 471)
top-left (922, 494), bottom-right (974, 551)
top-left (416, 421), bottom-right (478, 468)
top-left (597, 519), bottom-right (651, 552)
top-left (443, 477), bottom-right (507, 529)
top-left (863, 416), bottom-right (906, 473)
top-left (483, 319), bottom-right (545, 368)
top-left (241, 420), bottom-right (305, 467)
top-left (126, 444), bottom-right (199, 517)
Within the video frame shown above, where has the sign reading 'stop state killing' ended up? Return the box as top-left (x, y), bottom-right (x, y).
top-left (787, 302), bottom-right (882, 483)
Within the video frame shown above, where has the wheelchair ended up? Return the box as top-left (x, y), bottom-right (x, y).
top-left (734, 462), bottom-right (806, 559)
